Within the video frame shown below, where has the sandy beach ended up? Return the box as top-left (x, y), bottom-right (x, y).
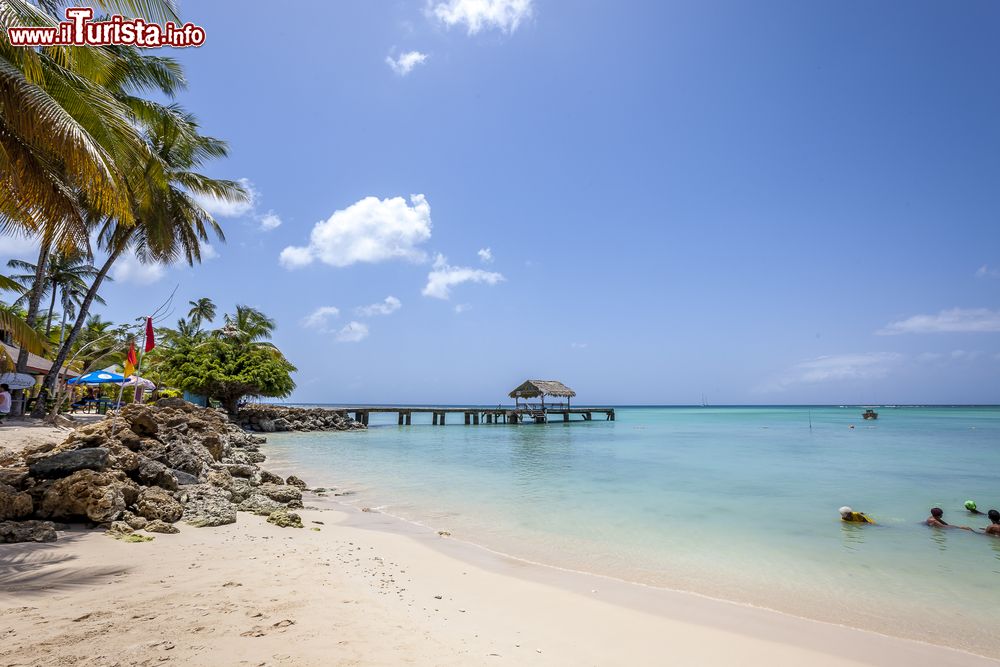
top-left (1, 422), bottom-right (996, 667)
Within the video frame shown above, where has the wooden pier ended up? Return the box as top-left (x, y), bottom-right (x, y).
top-left (329, 406), bottom-right (615, 426)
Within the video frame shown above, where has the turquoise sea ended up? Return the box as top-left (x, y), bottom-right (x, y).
top-left (263, 406), bottom-right (1000, 657)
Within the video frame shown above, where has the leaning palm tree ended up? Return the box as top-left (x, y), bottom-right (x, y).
top-left (33, 110), bottom-right (247, 414)
top-left (187, 297), bottom-right (216, 329)
top-left (2, 1), bottom-right (187, 415)
top-left (7, 253), bottom-right (107, 336)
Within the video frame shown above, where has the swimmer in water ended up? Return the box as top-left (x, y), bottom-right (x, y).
top-left (985, 510), bottom-right (1000, 537)
top-left (839, 506), bottom-right (874, 524)
top-left (925, 507), bottom-right (972, 531)
top-left (964, 500), bottom-right (984, 515)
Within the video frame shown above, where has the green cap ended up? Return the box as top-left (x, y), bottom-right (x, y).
top-left (965, 500), bottom-right (977, 511)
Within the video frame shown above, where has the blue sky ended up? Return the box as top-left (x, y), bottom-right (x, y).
top-left (5, 0), bottom-right (1000, 404)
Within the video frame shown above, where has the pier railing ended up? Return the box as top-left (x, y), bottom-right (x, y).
top-left (327, 405), bottom-right (615, 426)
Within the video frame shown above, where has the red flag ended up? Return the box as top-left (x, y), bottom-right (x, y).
top-left (144, 317), bottom-right (155, 352)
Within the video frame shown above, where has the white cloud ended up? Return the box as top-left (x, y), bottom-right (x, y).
top-left (193, 177), bottom-right (257, 218)
top-left (477, 247), bottom-right (493, 263)
top-left (260, 212), bottom-right (282, 231)
top-left (0, 234), bottom-right (38, 258)
top-left (356, 296), bottom-right (401, 317)
top-left (386, 50), bottom-right (428, 76)
top-left (302, 306), bottom-right (340, 330)
top-left (758, 353), bottom-right (902, 393)
top-left (454, 303), bottom-right (471, 314)
top-left (335, 321), bottom-right (369, 343)
top-left (976, 265), bottom-right (1000, 278)
top-left (422, 253), bottom-right (505, 299)
top-left (280, 194), bottom-right (432, 269)
top-left (112, 253), bottom-right (167, 285)
top-left (570, 342), bottom-right (588, 349)
top-left (201, 243), bottom-right (219, 260)
top-left (950, 349), bottom-right (983, 361)
top-left (877, 308), bottom-right (1000, 335)
top-left (431, 0), bottom-right (533, 34)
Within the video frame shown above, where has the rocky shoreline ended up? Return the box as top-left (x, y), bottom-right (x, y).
top-left (236, 404), bottom-right (366, 433)
top-left (0, 400), bottom-right (360, 543)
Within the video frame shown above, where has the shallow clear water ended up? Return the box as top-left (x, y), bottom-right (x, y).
top-left (264, 406), bottom-right (1000, 656)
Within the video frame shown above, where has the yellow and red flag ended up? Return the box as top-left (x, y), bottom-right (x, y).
top-left (123, 340), bottom-right (137, 377)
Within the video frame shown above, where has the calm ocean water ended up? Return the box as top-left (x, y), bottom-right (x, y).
top-left (263, 406), bottom-right (1000, 656)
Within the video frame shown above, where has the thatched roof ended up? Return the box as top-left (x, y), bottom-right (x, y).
top-left (509, 380), bottom-right (576, 399)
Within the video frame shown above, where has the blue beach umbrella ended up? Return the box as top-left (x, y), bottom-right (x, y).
top-left (68, 371), bottom-right (125, 385)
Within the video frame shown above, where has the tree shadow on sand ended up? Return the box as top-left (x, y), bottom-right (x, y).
top-left (0, 532), bottom-right (130, 595)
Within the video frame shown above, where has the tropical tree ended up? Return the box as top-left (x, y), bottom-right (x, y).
top-left (2, 0), bottom-right (186, 412)
top-left (7, 253), bottom-right (107, 336)
top-left (32, 110), bottom-right (247, 415)
top-left (0, 310), bottom-right (47, 371)
top-left (219, 305), bottom-right (276, 345)
top-left (154, 306), bottom-right (295, 414)
top-left (187, 297), bottom-right (216, 329)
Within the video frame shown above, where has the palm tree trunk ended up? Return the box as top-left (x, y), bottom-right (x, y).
top-left (12, 240), bottom-right (51, 416)
top-left (58, 309), bottom-right (68, 347)
top-left (44, 280), bottom-right (57, 336)
top-left (32, 244), bottom-right (125, 417)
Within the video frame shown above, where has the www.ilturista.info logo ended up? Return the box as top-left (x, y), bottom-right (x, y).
top-left (7, 7), bottom-right (205, 48)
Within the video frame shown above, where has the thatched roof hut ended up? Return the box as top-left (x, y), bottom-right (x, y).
top-left (509, 380), bottom-right (576, 403)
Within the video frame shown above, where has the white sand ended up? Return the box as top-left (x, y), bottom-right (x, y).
top-left (2, 424), bottom-right (997, 666)
top-left (2, 502), bottom-right (997, 666)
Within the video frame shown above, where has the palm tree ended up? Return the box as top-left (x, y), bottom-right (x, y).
top-left (7, 253), bottom-right (107, 336)
top-left (187, 297), bottom-right (216, 329)
top-left (220, 305), bottom-right (276, 345)
top-left (1, 0), bottom-right (182, 233)
top-left (2, 0), bottom-right (184, 413)
top-left (33, 110), bottom-right (247, 415)
top-left (0, 310), bottom-right (47, 371)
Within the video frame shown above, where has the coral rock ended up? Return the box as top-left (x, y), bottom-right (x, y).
top-left (266, 509), bottom-right (303, 528)
top-left (39, 470), bottom-right (139, 523)
top-left (134, 486), bottom-right (183, 523)
top-left (0, 482), bottom-right (33, 520)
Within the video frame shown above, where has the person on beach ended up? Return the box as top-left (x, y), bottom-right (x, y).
top-left (984, 510), bottom-right (1000, 537)
top-left (925, 507), bottom-right (972, 530)
top-left (964, 500), bottom-right (984, 515)
top-left (0, 383), bottom-right (10, 424)
top-left (839, 506), bottom-right (875, 524)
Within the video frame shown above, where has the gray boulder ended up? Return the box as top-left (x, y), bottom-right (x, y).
top-left (237, 492), bottom-right (283, 515)
top-left (259, 470), bottom-right (284, 485)
top-left (0, 466), bottom-right (28, 489)
top-left (144, 519), bottom-right (180, 534)
top-left (0, 520), bottom-right (57, 543)
top-left (29, 448), bottom-right (109, 479)
top-left (171, 468), bottom-right (200, 485)
top-left (259, 483), bottom-right (302, 504)
top-left (180, 484), bottom-right (237, 527)
top-left (132, 456), bottom-right (179, 491)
